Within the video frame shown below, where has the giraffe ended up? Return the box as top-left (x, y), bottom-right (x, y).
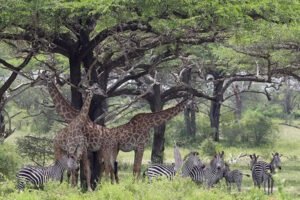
top-left (110, 99), bottom-right (197, 179)
top-left (35, 73), bottom-right (117, 185)
top-left (53, 83), bottom-right (104, 191)
top-left (35, 72), bottom-right (197, 181)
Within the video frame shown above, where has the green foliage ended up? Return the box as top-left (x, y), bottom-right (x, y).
top-left (0, 177), bottom-right (282, 200)
top-left (240, 109), bottom-right (277, 145)
top-left (222, 109), bottom-right (278, 146)
top-left (199, 138), bottom-right (222, 156)
top-left (16, 136), bottom-right (53, 166)
top-left (0, 144), bottom-right (22, 179)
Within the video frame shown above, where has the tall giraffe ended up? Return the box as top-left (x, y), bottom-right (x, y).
top-left (53, 84), bottom-right (103, 191)
top-left (36, 73), bottom-right (196, 180)
top-left (110, 99), bottom-right (196, 178)
top-left (36, 73), bottom-right (117, 184)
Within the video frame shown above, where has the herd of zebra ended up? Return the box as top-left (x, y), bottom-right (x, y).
top-left (15, 145), bottom-right (282, 195)
top-left (143, 148), bottom-right (282, 195)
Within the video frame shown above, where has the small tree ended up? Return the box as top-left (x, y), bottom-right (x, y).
top-left (240, 109), bottom-right (276, 145)
top-left (16, 136), bottom-right (53, 166)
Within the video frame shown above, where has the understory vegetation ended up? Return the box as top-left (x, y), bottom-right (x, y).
top-left (1, 123), bottom-right (299, 199)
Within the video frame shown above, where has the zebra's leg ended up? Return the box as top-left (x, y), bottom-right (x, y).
top-left (225, 181), bottom-right (230, 192)
top-left (133, 148), bottom-right (144, 180)
top-left (270, 176), bottom-right (274, 194)
top-left (237, 181), bottom-right (241, 192)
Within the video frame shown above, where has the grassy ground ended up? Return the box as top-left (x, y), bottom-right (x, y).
top-left (0, 123), bottom-right (299, 199)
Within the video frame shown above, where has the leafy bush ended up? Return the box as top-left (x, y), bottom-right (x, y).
top-left (222, 122), bottom-right (242, 146)
top-left (0, 144), bottom-right (22, 179)
top-left (199, 138), bottom-right (222, 156)
top-left (240, 109), bottom-right (277, 145)
top-left (222, 109), bottom-right (277, 146)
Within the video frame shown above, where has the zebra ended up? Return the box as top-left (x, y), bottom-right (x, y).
top-left (249, 153), bottom-right (281, 174)
top-left (16, 154), bottom-right (79, 191)
top-left (189, 151), bottom-right (225, 188)
top-left (143, 163), bottom-right (176, 182)
top-left (223, 162), bottom-right (250, 192)
top-left (181, 151), bottom-right (204, 177)
top-left (249, 153), bottom-right (281, 194)
top-left (143, 151), bottom-right (204, 182)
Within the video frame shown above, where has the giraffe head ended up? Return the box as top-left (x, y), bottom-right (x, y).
top-left (184, 98), bottom-right (199, 112)
top-left (33, 71), bottom-right (55, 86)
top-left (81, 83), bottom-right (107, 98)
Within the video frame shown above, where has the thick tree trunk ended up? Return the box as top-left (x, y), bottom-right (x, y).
top-left (181, 67), bottom-right (196, 137)
top-left (149, 83), bottom-right (165, 164)
top-left (0, 112), bottom-right (4, 134)
top-left (209, 80), bottom-right (224, 142)
top-left (232, 84), bottom-right (242, 120)
top-left (69, 54), bottom-right (83, 109)
top-left (184, 109), bottom-right (196, 137)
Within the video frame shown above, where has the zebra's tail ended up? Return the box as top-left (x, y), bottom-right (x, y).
top-left (242, 173), bottom-right (250, 177)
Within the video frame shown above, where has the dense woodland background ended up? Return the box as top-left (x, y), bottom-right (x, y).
top-left (0, 0), bottom-right (300, 199)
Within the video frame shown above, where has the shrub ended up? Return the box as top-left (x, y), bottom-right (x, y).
top-left (200, 138), bottom-right (220, 156)
top-left (240, 109), bottom-right (277, 145)
top-left (0, 144), bottom-right (22, 179)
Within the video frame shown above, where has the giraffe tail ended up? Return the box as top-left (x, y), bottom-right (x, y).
top-left (114, 161), bottom-right (118, 177)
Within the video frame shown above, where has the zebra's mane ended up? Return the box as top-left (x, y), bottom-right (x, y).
top-left (183, 151), bottom-right (198, 161)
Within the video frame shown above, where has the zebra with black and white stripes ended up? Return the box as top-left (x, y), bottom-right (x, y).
top-left (223, 162), bottom-right (250, 192)
top-left (143, 163), bottom-right (176, 181)
top-left (189, 151), bottom-right (225, 188)
top-left (143, 151), bottom-right (204, 182)
top-left (16, 154), bottom-right (79, 191)
top-left (181, 152), bottom-right (204, 177)
top-left (249, 153), bottom-right (281, 174)
top-left (249, 153), bottom-right (281, 194)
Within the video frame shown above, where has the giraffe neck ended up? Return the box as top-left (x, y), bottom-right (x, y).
top-left (47, 81), bottom-right (79, 123)
top-left (77, 91), bottom-right (93, 122)
top-left (136, 100), bottom-right (187, 128)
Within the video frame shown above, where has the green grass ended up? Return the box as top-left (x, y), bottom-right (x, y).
top-left (1, 123), bottom-right (299, 199)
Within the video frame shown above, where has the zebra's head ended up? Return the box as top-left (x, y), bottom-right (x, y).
top-left (271, 152), bottom-right (282, 171)
top-left (249, 154), bottom-right (259, 170)
top-left (59, 153), bottom-right (80, 171)
top-left (66, 145), bottom-right (83, 171)
top-left (183, 151), bottom-right (204, 168)
top-left (211, 151), bottom-right (225, 171)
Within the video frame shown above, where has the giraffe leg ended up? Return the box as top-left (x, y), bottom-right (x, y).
top-left (102, 149), bottom-right (115, 184)
top-left (133, 148), bottom-right (144, 180)
top-left (97, 149), bottom-right (104, 183)
top-left (81, 151), bottom-right (92, 192)
top-left (70, 169), bottom-right (79, 187)
top-left (112, 146), bottom-right (120, 184)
